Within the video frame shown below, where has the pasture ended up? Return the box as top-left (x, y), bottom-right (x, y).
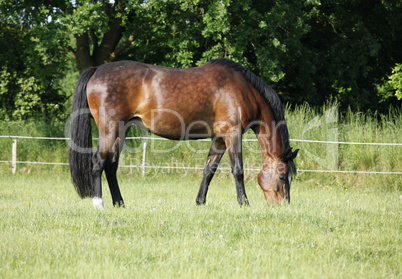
top-left (0, 103), bottom-right (401, 277)
top-left (0, 172), bottom-right (400, 278)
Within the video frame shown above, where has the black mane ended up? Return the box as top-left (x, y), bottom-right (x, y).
top-left (208, 58), bottom-right (296, 174)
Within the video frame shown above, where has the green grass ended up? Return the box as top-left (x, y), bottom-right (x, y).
top-left (0, 173), bottom-right (400, 278)
top-left (0, 104), bottom-right (401, 276)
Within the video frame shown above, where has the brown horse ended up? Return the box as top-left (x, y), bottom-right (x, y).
top-left (69, 59), bottom-right (298, 209)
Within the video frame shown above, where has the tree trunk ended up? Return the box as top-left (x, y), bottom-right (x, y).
top-left (74, 33), bottom-right (94, 73)
top-left (72, 0), bottom-right (128, 73)
top-left (93, 17), bottom-right (124, 66)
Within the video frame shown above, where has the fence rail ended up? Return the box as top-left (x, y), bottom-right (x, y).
top-left (1, 135), bottom-right (401, 175)
top-left (1, 160), bottom-right (401, 175)
top-left (1, 135), bottom-right (402, 145)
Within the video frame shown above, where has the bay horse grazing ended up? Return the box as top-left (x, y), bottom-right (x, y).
top-left (69, 59), bottom-right (298, 209)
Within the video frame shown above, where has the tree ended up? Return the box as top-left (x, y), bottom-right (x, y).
top-left (133, 0), bottom-right (401, 111)
top-left (0, 0), bottom-right (401, 120)
top-left (61, 0), bottom-right (142, 73)
top-left (0, 0), bottom-right (141, 120)
top-left (0, 9), bottom-right (69, 120)
top-left (294, 0), bottom-right (402, 110)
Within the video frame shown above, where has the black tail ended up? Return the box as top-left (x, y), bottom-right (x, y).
top-left (69, 67), bottom-right (97, 198)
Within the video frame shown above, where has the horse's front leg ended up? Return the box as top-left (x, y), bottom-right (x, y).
top-left (196, 137), bottom-right (226, 205)
top-left (225, 126), bottom-right (249, 206)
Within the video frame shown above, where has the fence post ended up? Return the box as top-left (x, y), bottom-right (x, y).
top-left (142, 142), bottom-right (147, 177)
top-left (12, 139), bottom-right (17, 174)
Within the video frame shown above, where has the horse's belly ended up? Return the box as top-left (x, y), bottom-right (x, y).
top-left (138, 109), bottom-right (215, 140)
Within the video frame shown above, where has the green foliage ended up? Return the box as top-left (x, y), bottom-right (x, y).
top-left (0, 0), bottom-right (401, 120)
top-left (119, 0), bottom-right (402, 111)
top-left (62, 1), bottom-right (112, 35)
top-left (0, 17), bottom-right (70, 120)
top-left (388, 64), bottom-right (402, 100)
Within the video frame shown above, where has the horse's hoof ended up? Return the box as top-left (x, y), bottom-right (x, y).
top-left (113, 200), bottom-right (125, 208)
top-left (196, 199), bottom-right (206, 205)
top-left (239, 199), bottom-right (250, 207)
top-left (93, 197), bottom-right (104, 210)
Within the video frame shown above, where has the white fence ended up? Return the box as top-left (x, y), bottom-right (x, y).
top-left (0, 135), bottom-right (401, 175)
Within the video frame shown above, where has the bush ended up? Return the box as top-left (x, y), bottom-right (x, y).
top-left (388, 63), bottom-right (402, 100)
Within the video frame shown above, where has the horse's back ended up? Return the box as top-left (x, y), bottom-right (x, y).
top-left (86, 60), bottom-right (260, 139)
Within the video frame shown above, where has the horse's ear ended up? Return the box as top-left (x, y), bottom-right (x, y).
top-left (279, 147), bottom-right (293, 162)
top-left (279, 148), bottom-right (299, 162)
top-left (292, 149), bottom-right (299, 160)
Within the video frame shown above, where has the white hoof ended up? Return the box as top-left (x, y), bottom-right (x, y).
top-left (93, 197), bottom-right (104, 210)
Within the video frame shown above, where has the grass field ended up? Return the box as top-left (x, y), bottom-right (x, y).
top-left (0, 103), bottom-right (401, 277)
top-left (0, 172), bottom-right (400, 278)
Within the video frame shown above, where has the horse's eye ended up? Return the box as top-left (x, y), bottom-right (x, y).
top-left (279, 176), bottom-right (286, 182)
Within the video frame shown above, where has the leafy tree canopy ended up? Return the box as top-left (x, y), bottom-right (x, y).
top-left (0, 0), bottom-right (401, 120)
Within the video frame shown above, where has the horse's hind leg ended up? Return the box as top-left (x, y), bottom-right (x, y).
top-left (196, 138), bottom-right (226, 205)
top-left (104, 136), bottom-right (125, 207)
top-left (92, 142), bottom-right (107, 210)
top-left (92, 123), bottom-right (120, 209)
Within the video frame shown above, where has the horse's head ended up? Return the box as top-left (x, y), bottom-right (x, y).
top-left (258, 148), bottom-right (299, 205)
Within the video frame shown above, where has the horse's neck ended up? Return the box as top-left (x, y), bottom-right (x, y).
top-left (256, 110), bottom-right (283, 168)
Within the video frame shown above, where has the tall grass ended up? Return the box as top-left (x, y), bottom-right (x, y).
top-left (287, 103), bottom-right (402, 172)
top-left (285, 103), bottom-right (401, 190)
top-left (0, 103), bottom-right (401, 189)
top-left (0, 121), bottom-right (68, 172)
